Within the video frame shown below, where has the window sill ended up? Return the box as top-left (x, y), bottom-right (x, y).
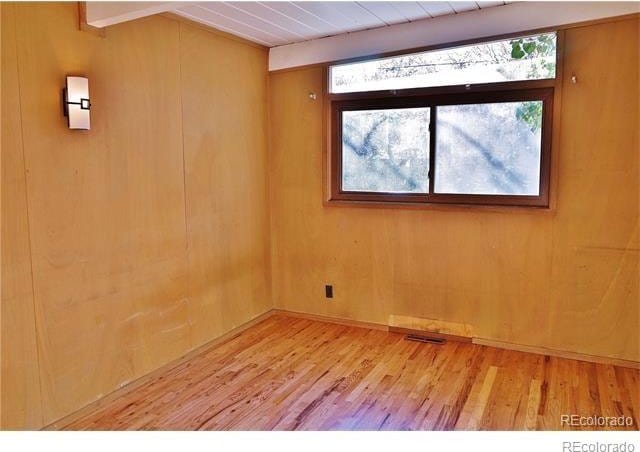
top-left (324, 197), bottom-right (555, 215)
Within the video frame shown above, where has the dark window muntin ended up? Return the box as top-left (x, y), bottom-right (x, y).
top-left (330, 86), bottom-right (554, 208)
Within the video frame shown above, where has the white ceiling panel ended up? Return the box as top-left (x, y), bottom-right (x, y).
top-left (269, 1), bottom-right (640, 71)
top-left (84, 1), bottom-right (640, 71)
top-left (227, 2), bottom-right (321, 37)
top-left (357, 2), bottom-right (413, 25)
top-left (172, 1), bottom-right (509, 47)
top-left (176, 4), bottom-right (285, 45)
top-left (417, 2), bottom-right (455, 17)
top-left (293, 1), bottom-right (385, 30)
top-left (391, 2), bottom-right (436, 21)
top-left (250, 2), bottom-right (345, 35)
top-left (198, 2), bottom-right (303, 42)
top-left (448, 1), bottom-right (480, 13)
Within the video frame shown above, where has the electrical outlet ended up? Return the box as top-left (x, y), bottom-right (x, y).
top-left (325, 285), bottom-right (333, 299)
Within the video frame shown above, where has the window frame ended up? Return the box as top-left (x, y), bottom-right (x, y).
top-left (326, 32), bottom-right (562, 209)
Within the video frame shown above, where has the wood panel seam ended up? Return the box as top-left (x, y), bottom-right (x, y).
top-left (11, 3), bottom-right (45, 427)
top-left (176, 22), bottom-right (192, 351)
top-left (265, 64), bottom-right (276, 312)
top-left (545, 27), bottom-right (564, 353)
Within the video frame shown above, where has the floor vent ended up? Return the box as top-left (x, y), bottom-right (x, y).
top-left (405, 334), bottom-right (446, 345)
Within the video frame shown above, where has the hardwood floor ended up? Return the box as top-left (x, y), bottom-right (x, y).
top-left (65, 315), bottom-right (639, 430)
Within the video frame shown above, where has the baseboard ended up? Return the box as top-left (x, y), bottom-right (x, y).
top-left (275, 309), bottom-right (639, 369)
top-left (473, 337), bottom-right (640, 370)
top-left (43, 309), bottom-right (277, 430)
top-left (273, 310), bottom-right (468, 342)
top-left (271, 309), bottom-right (389, 331)
top-left (273, 310), bottom-right (468, 341)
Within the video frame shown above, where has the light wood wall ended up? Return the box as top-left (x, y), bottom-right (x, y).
top-left (1, 3), bottom-right (43, 430)
top-left (2, 2), bottom-right (638, 431)
top-left (269, 17), bottom-right (639, 362)
top-left (1, 2), bottom-right (271, 429)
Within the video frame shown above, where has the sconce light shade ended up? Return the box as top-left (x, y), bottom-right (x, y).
top-left (62, 76), bottom-right (91, 130)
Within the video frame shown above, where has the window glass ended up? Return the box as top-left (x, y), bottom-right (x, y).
top-left (342, 107), bottom-right (430, 193)
top-left (330, 33), bottom-right (556, 94)
top-left (434, 101), bottom-right (543, 195)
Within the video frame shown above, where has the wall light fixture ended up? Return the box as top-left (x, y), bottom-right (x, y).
top-left (62, 76), bottom-right (91, 130)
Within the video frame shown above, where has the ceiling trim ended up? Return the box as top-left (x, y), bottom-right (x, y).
top-left (85, 1), bottom-right (185, 28)
top-left (268, 1), bottom-right (640, 71)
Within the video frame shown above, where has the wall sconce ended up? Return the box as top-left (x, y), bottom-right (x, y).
top-left (62, 76), bottom-right (91, 130)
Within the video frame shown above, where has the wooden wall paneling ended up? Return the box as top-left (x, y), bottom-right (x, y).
top-left (42, 309), bottom-right (275, 431)
top-left (269, 68), bottom-right (392, 324)
top-left (0, 2), bottom-right (44, 430)
top-left (13, 3), bottom-right (190, 423)
top-left (269, 67), bottom-right (554, 341)
top-left (2, 2), bottom-right (273, 428)
top-left (268, 17), bottom-right (640, 363)
top-left (390, 211), bottom-right (553, 347)
top-left (89, 14), bottom-right (191, 383)
top-left (2, 2), bottom-right (638, 430)
top-left (179, 24), bottom-right (272, 348)
top-left (1, 2), bottom-right (272, 429)
top-left (269, 68), bottom-right (325, 314)
top-left (548, 18), bottom-right (639, 361)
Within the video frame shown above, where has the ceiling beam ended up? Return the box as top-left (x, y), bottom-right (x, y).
top-left (268, 1), bottom-right (639, 71)
top-left (84, 1), bottom-right (187, 28)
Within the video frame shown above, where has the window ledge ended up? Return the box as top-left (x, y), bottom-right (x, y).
top-left (324, 198), bottom-right (555, 215)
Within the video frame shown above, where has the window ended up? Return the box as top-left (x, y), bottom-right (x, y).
top-left (330, 33), bottom-right (556, 94)
top-left (329, 33), bottom-right (557, 207)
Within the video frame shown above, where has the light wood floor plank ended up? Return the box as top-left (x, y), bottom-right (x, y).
top-left (64, 315), bottom-right (640, 431)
